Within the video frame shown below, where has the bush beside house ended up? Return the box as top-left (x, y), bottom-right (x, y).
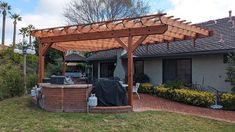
top-left (155, 86), bottom-right (215, 107)
top-left (154, 85), bottom-right (235, 111)
top-left (139, 83), bottom-right (154, 94)
top-left (138, 80), bottom-right (235, 111)
top-left (220, 93), bottom-right (235, 110)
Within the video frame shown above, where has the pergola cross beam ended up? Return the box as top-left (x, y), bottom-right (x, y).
top-left (41, 43), bottom-right (53, 56)
top-left (115, 38), bottom-right (128, 50)
top-left (131, 35), bottom-right (148, 52)
top-left (38, 25), bottom-right (168, 44)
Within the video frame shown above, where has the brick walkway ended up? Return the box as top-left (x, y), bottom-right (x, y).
top-left (133, 93), bottom-right (235, 123)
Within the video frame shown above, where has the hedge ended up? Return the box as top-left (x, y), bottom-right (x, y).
top-left (155, 86), bottom-right (214, 107)
top-left (139, 83), bottom-right (154, 94)
top-left (155, 85), bottom-right (235, 110)
top-left (220, 93), bottom-right (235, 110)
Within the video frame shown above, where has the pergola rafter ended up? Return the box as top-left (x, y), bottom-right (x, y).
top-left (32, 13), bottom-right (212, 107)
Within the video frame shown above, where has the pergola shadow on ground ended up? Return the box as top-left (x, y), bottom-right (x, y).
top-left (32, 13), bottom-right (212, 107)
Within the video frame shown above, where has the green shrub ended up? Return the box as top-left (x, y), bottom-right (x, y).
top-left (220, 93), bottom-right (235, 110)
top-left (155, 86), bottom-right (235, 110)
top-left (26, 74), bottom-right (38, 93)
top-left (0, 47), bottom-right (38, 100)
top-left (0, 77), bottom-right (5, 100)
top-left (164, 80), bottom-right (186, 89)
top-left (155, 86), bottom-right (215, 107)
top-left (134, 73), bottom-right (150, 83)
top-left (225, 52), bottom-right (235, 92)
top-left (139, 83), bottom-right (154, 94)
top-left (0, 64), bottom-right (24, 99)
top-left (45, 62), bottom-right (62, 77)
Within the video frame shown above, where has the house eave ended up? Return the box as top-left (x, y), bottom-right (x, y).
top-left (121, 48), bottom-right (235, 59)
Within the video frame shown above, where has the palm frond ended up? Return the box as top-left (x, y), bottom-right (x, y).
top-left (10, 13), bottom-right (22, 21)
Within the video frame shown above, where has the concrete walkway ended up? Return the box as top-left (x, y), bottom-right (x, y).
top-left (133, 93), bottom-right (235, 123)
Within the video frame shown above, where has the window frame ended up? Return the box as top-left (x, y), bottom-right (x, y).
top-left (162, 58), bottom-right (192, 84)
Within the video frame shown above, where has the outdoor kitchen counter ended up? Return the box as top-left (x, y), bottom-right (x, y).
top-left (39, 83), bottom-right (92, 88)
top-left (39, 83), bottom-right (93, 112)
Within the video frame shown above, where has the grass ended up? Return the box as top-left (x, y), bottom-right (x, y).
top-left (0, 96), bottom-right (234, 132)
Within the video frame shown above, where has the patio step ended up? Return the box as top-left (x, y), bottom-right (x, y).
top-left (89, 105), bottom-right (132, 113)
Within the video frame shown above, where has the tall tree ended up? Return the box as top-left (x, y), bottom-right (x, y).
top-left (27, 24), bottom-right (35, 46)
top-left (19, 27), bottom-right (29, 42)
top-left (0, 1), bottom-right (11, 45)
top-left (10, 13), bottom-right (22, 47)
top-left (64, 0), bottom-right (149, 24)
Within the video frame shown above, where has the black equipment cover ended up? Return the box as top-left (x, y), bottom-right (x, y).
top-left (92, 79), bottom-right (127, 106)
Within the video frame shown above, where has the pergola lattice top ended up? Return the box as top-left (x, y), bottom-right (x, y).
top-left (31, 13), bottom-right (212, 53)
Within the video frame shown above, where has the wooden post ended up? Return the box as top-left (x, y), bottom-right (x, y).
top-left (62, 52), bottom-right (66, 75)
top-left (116, 35), bottom-right (148, 107)
top-left (62, 62), bottom-right (66, 76)
top-left (127, 36), bottom-right (133, 106)
top-left (39, 43), bottom-right (45, 83)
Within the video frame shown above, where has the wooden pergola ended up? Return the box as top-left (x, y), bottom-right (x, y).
top-left (31, 13), bottom-right (212, 107)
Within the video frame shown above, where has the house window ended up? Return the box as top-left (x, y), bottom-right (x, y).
top-left (100, 62), bottom-right (115, 78)
top-left (163, 59), bottom-right (192, 84)
top-left (134, 61), bottom-right (144, 75)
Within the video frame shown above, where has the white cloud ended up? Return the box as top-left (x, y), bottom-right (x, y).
top-left (3, 0), bottom-right (72, 45)
top-left (167, 0), bottom-right (235, 23)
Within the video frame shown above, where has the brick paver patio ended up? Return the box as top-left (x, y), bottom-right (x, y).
top-left (133, 93), bottom-right (235, 123)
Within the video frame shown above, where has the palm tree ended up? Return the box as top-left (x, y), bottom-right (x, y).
top-left (0, 1), bottom-right (11, 45)
top-left (10, 13), bottom-right (22, 47)
top-left (19, 27), bottom-right (29, 41)
top-left (27, 24), bottom-right (35, 45)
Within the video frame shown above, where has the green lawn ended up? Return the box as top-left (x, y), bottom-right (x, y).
top-left (0, 96), bottom-right (234, 132)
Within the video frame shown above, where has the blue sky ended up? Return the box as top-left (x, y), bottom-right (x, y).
top-left (7, 0), bottom-right (37, 14)
top-left (2, 0), bottom-right (235, 45)
top-left (149, 0), bottom-right (173, 12)
top-left (7, 0), bottom-right (173, 14)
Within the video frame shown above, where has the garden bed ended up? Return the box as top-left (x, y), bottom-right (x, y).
top-left (139, 83), bottom-right (235, 111)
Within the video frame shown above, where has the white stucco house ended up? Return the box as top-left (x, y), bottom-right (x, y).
top-left (87, 15), bottom-right (235, 93)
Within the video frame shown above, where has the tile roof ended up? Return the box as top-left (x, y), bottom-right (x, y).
top-left (65, 53), bottom-right (86, 62)
top-left (0, 45), bottom-right (8, 51)
top-left (87, 16), bottom-right (235, 60)
top-left (87, 49), bottom-right (120, 61)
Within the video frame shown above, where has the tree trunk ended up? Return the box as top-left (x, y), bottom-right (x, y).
top-left (13, 21), bottom-right (17, 47)
top-left (29, 35), bottom-right (32, 45)
top-left (23, 53), bottom-right (27, 94)
top-left (2, 11), bottom-right (6, 45)
top-left (23, 34), bottom-right (25, 42)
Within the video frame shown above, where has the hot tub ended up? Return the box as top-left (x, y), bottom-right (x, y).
top-left (39, 83), bottom-right (92, 112)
